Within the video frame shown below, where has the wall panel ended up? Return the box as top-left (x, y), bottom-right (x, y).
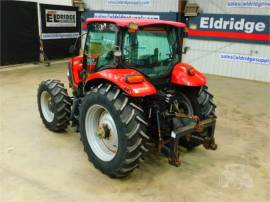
top-left (85, 0), bottom-right (179, 12)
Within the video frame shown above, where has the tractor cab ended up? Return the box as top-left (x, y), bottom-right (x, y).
top-left (83, 19), bottom-right (184, 84)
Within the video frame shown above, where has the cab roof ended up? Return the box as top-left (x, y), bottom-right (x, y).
top-left (86, 18), bottom-right (186, 28)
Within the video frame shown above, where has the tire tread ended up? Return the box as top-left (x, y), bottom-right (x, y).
top-left (37, 79), bottom-right (71, 132)
top-left (81, 83), bottom-right (149, 178)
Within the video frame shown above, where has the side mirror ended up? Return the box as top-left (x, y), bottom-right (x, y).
top-left (69, 32), bottom-right (87, 56)
top-left (182, 47), bottom-right (190, 54)
top-left (69, 45), bottom-right (76, 55)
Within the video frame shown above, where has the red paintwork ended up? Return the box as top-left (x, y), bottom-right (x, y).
top-left (69, 55), bottom-right (100, 88)
top-left (86, 69), bottom-right (157, 97)
top-left (69, 57), bottom-right (156, 96)
top-left (70, 57), bottom-right (206, 94)
top-left (70, 58), bottom-right (206, 95)
top-left (69, 55), bottom-right (83, 88)
top-left (69, 57), bottom-right (157, 97)
top-left (171, 63), bottom-right (207, 86)
top-left (86, 18), bottom-right (186, 29)
top-left (187, 29), bottom-right (270, 41)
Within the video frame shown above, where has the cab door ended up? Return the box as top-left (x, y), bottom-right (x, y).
top-left (83, 22), bottom-right (119, 72)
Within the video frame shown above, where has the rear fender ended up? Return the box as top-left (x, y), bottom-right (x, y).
top-left (85, 69), bottom-right (157, 97)
top-left (171, 63), bottom-right (207, 86)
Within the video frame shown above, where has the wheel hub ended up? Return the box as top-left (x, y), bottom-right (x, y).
top-left (97, 124), bottom-right (111, 139)
top-left (85, 104), bottom-right (118, 161)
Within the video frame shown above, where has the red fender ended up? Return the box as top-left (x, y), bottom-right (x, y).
top-left (69, 56), bottom-right (83, 88)
top-left (171, 63), bottom-right (207, 86)
top-left (69, 55), bottom-right (99, 88)
top-left (86, 69), bottom-right (157, 97)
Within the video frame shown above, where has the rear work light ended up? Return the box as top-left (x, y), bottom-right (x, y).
top-left (125, 74), bottom-right (145, 84)
top-left (128, 22), bottom-right (138, 33)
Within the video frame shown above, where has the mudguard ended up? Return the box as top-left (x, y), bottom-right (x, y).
top-left (171, 63), bottom-right (207, 86)
top-left (85, 69), bottom-right (157, 97)
top-left (69, 55), bottom-right (83, 88)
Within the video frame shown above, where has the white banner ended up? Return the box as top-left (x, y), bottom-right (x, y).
top-left (46, 9), bottom-right (76, 27)
top-left (227, 0), bottom-right (270, 8)
top-left (41, 32), bottom-right (79, 40)
top-left (94, 13), bottom-right (159, 19)
top-left (220, 53), bottom-right (270, 65)
top-left (107, 0), bottom-right (151, 6)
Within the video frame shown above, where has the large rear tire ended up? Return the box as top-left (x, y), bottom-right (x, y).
top-left (80, 83), bottom-right (149, 178)
top-left (37, 80), bottom-right (71, 132)
top-left (177, 86), bottom-right (216, 150)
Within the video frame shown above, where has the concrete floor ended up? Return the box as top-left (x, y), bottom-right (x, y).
top-left (0, 63), bottom-right (269, 202)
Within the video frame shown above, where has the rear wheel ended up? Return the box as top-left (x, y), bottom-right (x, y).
top-left (80, 83), bottom-right (149, 178)
top-left (177, 86), bottom-right (216, 150)
top-left (37, 80), bottom-right (71, 132)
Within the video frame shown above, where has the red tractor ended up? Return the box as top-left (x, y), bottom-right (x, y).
top-left (37, 18), bottom-right (217, 178)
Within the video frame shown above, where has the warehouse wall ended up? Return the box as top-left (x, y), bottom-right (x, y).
top-left (193, 0), bottom-right (270, 15)
top-left (85, 0), bottom-right (179, 12)
top-left (183, 40), bottom-right (270, 81)
top-left (182, 0), bottom-right (270, 82)
top-left (15, 0), bottom-right (73, 35)
top-left (16, 0), bottom-right (72, 6)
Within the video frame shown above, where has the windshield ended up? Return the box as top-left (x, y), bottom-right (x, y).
top-left (122, 26), bottom-right (180, 78)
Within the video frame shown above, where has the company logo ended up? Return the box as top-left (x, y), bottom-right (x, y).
top-left (200, 17), bottom-right (266, 33)
top-left (219, 164), bottom-right (254, 190)
top-left (45, 9), bottom-right (76, 27)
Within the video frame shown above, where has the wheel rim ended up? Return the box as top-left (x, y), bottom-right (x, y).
top-left (85, 104), bottom-right (118, 162)
top-left (40, 91), bottom-right (54, 122)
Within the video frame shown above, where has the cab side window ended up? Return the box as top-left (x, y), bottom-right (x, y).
top-left (84, 23), bottom-right (118, 70)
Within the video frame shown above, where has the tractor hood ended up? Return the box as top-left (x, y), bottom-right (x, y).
top-left (171, 63), bottom-right (207, 87)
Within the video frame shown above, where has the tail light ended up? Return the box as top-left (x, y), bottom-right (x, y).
top-left (187, 67), bottom-right (196, 76)
top-left (125, 74), bottom-right (145, 84)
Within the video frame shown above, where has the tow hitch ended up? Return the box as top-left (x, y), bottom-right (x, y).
top-left (159, 113), bottom-right (217, 167)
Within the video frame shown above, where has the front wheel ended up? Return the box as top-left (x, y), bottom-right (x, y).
top-left (37, 80), bottom-right (71, 132)
top-left (80, 83), bottom-right (149, 178)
